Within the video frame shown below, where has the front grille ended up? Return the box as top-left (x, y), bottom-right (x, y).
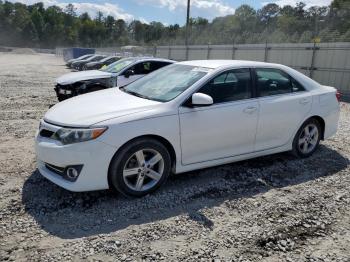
top-left (45, 163), bottom-right (65, 176)
top-left (40, 129), bottom-right (54, 138)
top-left (56, 83), bottom-right (72, 90)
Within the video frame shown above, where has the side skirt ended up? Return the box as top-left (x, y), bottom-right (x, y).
top-left (174, 143), bottom-right (292, 174)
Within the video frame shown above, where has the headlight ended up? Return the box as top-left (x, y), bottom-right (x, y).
top-left (53, 127), bottom-right (107, 145)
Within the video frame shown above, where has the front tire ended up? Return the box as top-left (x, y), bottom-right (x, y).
top-left (292, 118), bottom-right (321, 158)
top-left (109, 138), bottom-right (171, 197)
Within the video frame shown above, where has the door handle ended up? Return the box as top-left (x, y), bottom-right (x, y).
top-left (299, 98), bottom-right (309, 105)
top-left (243, 106), bottom-right (257, 114)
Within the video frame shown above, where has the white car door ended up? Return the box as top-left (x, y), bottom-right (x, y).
top-left (254, 68), bottom-right (312, 151)
top-left (179, 68), bottom-right (259, 165)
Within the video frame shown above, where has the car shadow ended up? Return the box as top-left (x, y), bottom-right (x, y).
top-left (22, 145), bottom-right (349, 239)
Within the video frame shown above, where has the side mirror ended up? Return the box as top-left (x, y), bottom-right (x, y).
top-left (124, 69), bottom-right (134, 78)
top-left (191, 93), bottom-right (213, 107)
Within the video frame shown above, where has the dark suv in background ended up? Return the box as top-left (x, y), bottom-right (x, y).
top-left (71, 55), bottom-right (106, 71)
top-left (85, 56), bottom-right (121, 70)
top-left (66, 54), bottom-right (94, 68)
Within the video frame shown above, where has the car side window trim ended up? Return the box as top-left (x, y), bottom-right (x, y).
top-left (250, 68), bottom-right (258, 98)
top-left (181, 67), bottom-right (256, 107)
top-left (180, 96), bottom-right (259, 114)
top-left (289, 75), bottom-right (306, 93)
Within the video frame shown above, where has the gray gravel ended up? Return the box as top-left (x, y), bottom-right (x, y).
top-left (0, 52), bottom-right (350, 261)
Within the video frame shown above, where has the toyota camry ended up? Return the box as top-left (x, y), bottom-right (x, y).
top-left (35, 60), bottom-right (340, 197)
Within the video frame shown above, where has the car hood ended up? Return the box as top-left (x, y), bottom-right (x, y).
top-left (56, 70), bottom-right (112, 85)
top-left (44, 88), bottom-right (161, 127)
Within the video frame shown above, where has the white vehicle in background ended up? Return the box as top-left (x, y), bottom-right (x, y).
top-left (36, 60), bottom-right (340, 197)
top-left (54, 57), bottom-right (175, 101)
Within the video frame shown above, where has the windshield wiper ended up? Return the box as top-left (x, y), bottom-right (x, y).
top-left (119, 87), bottom-right (153, 100)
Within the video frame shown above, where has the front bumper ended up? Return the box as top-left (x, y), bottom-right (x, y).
top-left (35, 122), bottom-right (117, 192)
top-left (54, 84), bottom-right (74, 101)
top-left (72, 63), bottom-right (84, 71)
top-left (71, 64), bottom-right (80, 70)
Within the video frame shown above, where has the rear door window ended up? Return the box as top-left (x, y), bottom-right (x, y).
top-left (256, 68), bottom-right (305, 97)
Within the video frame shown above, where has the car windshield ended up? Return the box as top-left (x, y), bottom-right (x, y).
top-left (101, 58), bottom-right (136, 73)
top-left (121, 64), bottom-right (210, 102)
top-left (81, 55), bottom-right (94, 61)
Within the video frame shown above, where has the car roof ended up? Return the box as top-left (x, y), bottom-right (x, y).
top-left (177, 60), bottom-right (282, 69)
top-left (131, 57), bottom-right (176, 63)
top-left (178, 59), bottom-right (322, 91)
top-left (99, 55), bottom-right (119, 61)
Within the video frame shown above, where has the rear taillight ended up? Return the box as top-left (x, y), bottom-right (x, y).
top-left (336, 90), bottom-right (341, 102)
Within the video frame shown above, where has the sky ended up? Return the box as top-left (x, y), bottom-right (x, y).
top-left (10, 0), bottom-right (333, 25)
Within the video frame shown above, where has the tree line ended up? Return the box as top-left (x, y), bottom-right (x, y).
top-left (0, 0), bottom-right (349, 48)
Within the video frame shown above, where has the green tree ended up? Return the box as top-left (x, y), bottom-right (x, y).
top-left (31, 8), bottom-right (44, 42)
top-left (0, 0), bottom-right (348, 47)
top-left (258, 3), bottom-right (280, 32)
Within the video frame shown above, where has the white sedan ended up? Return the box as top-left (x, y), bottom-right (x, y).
top-left (35, 60), bottom-right (340, 197)
top-left (55, 57), bottom-right (174, 101)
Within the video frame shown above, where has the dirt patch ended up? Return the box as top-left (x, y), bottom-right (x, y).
top-left (10, 48), bottom-right (36, 54)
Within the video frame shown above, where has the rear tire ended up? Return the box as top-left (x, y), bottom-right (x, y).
top-left (109, 138), bottom-right (171, 197)
top-left (292, 118), bottom-right (321, 158)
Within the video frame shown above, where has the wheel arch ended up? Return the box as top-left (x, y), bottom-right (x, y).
top-left (304, 115), bottom-right (325, 140)
top-left (107, 134), bottom-right (177, 189)
top-left (143, 135), bottom-right (177, 169)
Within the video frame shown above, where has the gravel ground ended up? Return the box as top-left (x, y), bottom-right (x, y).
top-left (0, 52), bottom-right (350, 262)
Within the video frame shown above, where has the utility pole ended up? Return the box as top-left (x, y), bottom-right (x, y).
top-left (185, 0), bottom-right (191, 53)
top-left (314, 13), bottom-right (319, 39)
top-left (185, 0), bottom-right (191, 60)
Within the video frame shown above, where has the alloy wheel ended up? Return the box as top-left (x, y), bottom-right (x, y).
top-left (122, 149), bottom-right (164, 192)
top-left (298, 123), bottom-right (319, 154)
